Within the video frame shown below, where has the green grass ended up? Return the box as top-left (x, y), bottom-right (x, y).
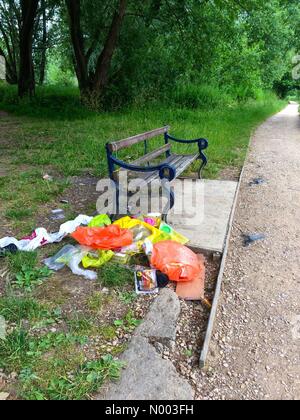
top-left (0, 297), bottom-right (54, 323)
top-left (19, 355), bottom-right (124, 401)
top-left (98, 263), bottom-right (133, 288)
top-left (0, 85), bottom-right (285, 234)
top-left (0, 84), bottom-right (285, 179)
top-left (0, 325), bottom-right (123, 400)
top-left (7, 252), bottom-right (38, 274)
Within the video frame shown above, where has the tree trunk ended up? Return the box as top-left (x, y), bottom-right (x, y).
top-left (65, 0), bottom-right (89, 91)
top-left (18, 0), bottom-right (39, 97)
top-left (39, 0), bottom-right (47, 85)
top-left (66, 0), bottom-right (127, 108)
top-left (93, 0), bottom-right (127, 93)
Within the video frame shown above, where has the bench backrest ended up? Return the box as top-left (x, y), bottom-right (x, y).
top-left (107, 126), bottom-right (170, 153)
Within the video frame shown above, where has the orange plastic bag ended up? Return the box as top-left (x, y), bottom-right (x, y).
top-left (151, 241), bottom-right (201, 282)
top-left (71, 225), bottom-right (133, 250)
top-left (176, 255), bottom-right (206, 300)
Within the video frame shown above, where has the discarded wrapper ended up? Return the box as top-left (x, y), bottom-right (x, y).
top-left (135, 268), bottom-right (159, 295)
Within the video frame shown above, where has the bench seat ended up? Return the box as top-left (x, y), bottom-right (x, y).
top-left (119, 153), bottom-right (199, 184)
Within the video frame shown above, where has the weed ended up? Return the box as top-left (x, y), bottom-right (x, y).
top-left (99, 325), bottom-right (117, 340)
top-left (117, 291), bottom-right (137, 305)
top-left (13, 266), bottom-right (53, 292)
top-left (114, 310), bottom-right (142, 332)
top-left (86, 292), bottom-right (104, 312)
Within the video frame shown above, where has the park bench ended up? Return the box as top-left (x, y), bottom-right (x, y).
top-left (106, 126), bottom-right (209, 218)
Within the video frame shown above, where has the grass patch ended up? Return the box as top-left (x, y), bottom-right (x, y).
top-left (99, 325), bottom-right (118, 341)
top-left (0, 325), bottom-right (123, 400)
top-left (0, 297), bottom-right (53, 323)
top-left (19, 355), bottom-right (124, 401)
top-left (98, 263), bottom-right (133, 288)
top-left (0, 168), bottom-right (69, 231)
top-left (13, 266), bottom-right (53, 292)
top-left (5, 207), bottom-right (34, 220)
top-left (117, 291), bottom-right (137, 305)
top-left (8, 252), bottom-right (38, 274)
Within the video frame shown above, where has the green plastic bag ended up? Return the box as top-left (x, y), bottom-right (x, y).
top-left (88, 214), bottom-right (112, 228)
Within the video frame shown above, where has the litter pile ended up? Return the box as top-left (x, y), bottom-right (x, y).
top-left (0, 213), bottom-right (207, 302)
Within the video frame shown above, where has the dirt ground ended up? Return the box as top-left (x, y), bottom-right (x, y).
top-left (196, 104), bottom-right (300, 400)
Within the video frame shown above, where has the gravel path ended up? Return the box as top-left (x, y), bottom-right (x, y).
top-left (199, 104), bottom-right (300, 400)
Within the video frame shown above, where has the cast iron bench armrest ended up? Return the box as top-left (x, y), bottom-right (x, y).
top-left (165, 133), bottom-right (208, 168)
top-left (165, 134), bottom-right (208, 150)
top-left (109, 154), bottom-right (177, 182)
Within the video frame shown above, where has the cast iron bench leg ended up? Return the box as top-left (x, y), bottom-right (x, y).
top-left (161, 179), bottom-right (175, 223)
top-left (198, 160), bottom-right (207, 180)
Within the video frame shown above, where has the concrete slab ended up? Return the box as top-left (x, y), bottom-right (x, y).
top-left (169, 179), bottom-right (238, 254)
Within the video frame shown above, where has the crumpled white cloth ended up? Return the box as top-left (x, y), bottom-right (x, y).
top-left (0, 215), bottom-right (93, 252)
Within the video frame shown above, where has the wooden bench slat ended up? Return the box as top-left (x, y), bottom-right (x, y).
top-left (132, 144), bottom-right (171, 166)
top-left (142, 154), bottom-right (198, 184)
top-left (108, 126), bottom-right (170, 152)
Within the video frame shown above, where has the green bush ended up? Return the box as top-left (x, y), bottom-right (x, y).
top-left (171, 83), bottom-right (233, 109)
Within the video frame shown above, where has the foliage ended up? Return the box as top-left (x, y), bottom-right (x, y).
top-left (7, 251), bottom-right (53, 292)
top-left (1, 1), bottom-right (299, 103)
top-left (13, 266), bottom-right (53, 292)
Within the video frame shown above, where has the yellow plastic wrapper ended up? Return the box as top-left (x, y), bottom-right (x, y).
top-left (159, 222), bottom-right (189, 245)
top-left (82, 250), bottom-right (114, 268)
top-left (114, 217), bottom-right (188, 247)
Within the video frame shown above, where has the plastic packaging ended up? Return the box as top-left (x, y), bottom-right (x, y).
top-left (151, 241), bottom-right (201, 282)
top-left (71, 225), bottom-right (133, 250)
top-left (44, 245), bottom-right (97, 280)
top-left (159, 222), bottom-right (189, 245)
top-left (176, 255), bottom-right (206, 300)
top-left (0, 215), bottom-right (93, 252)
top-left (112, 252), bottom-right (131, 265)
top-left (135, 268), bottom-right (159, 295)
top-left (115, 217), bottom-right (188, 246)
top-left (88, 214), bottom-right (111, 228)
top-left (143, 213), bottom-right (161, 228)
top-left (0, 244), bottom-right (18, 257)
top-left (114, 217), bottom-right (166, 247)
top-left (82, 250), bottom-right (114, 268)
top-left (44, 245), bottom-right (76, 271)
